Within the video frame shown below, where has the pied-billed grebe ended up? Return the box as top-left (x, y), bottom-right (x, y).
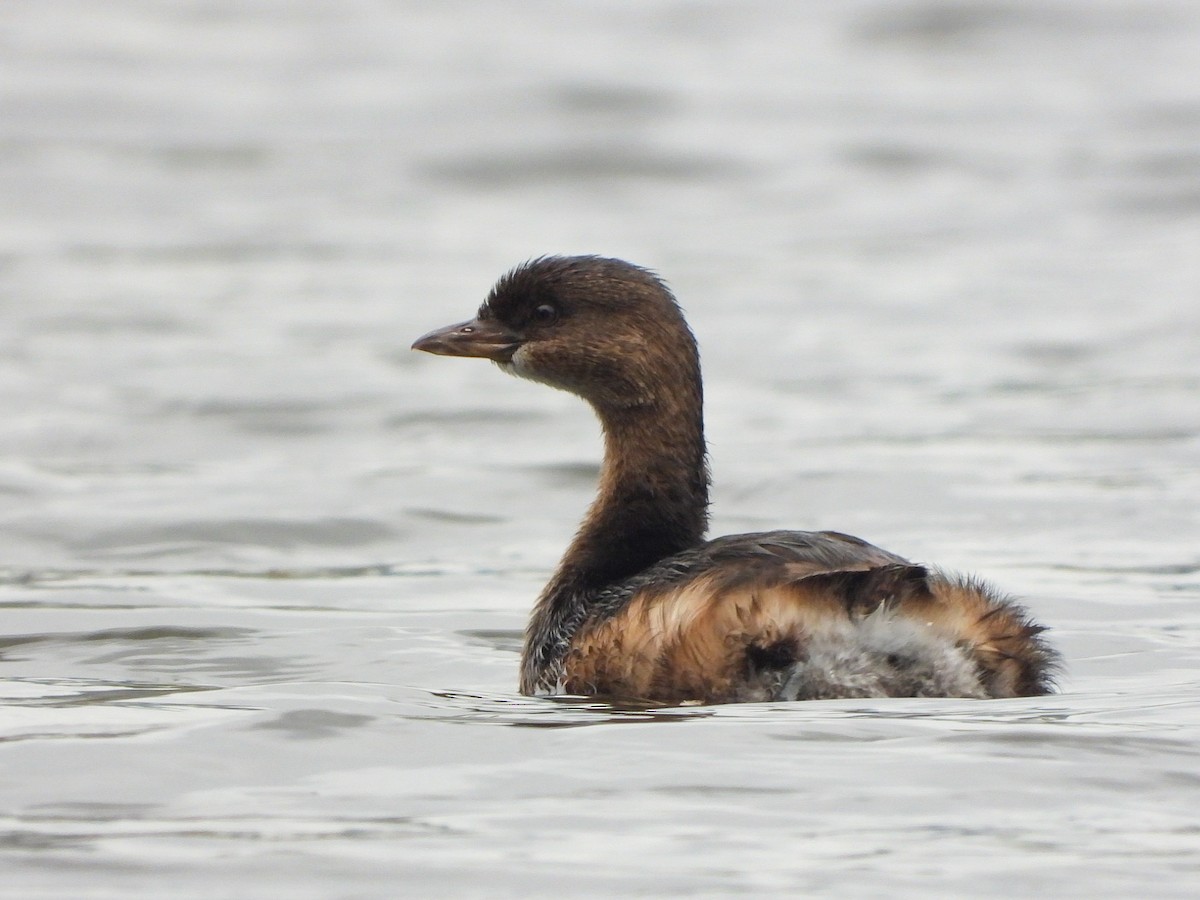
top-left (413, 256), bottom-right (1059, 704)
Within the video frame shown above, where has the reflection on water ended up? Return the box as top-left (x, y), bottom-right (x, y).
top-left (2, 0), bottom-right (1199, 897)
top-left (420, 688), bottom-right (718, 728)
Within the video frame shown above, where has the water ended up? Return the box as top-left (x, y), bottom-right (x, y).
top-left (2, 1), bottom-right (1199, 896)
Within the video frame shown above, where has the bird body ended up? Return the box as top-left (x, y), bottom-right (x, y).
top-left (413, 256), bottom-right (1058, 704)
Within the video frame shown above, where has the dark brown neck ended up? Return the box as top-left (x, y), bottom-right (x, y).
top-left (520, 394), bottom-right (708, 693)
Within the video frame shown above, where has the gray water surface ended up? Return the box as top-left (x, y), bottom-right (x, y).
top-left (2, 2), bottom-right (1199, 897)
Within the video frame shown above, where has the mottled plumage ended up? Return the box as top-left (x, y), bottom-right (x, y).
top-left (413, 256), bottom-right (1060, 704)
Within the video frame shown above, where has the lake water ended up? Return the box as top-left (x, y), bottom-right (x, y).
top-left (2, 1), bottom-right (1199, 896)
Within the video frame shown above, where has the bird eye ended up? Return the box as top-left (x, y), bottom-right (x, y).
top-left (532, 303), bottom-right (558, 324)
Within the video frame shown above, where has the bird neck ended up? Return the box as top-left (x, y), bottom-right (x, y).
top-left (520, 392), bottom-right (709, 693)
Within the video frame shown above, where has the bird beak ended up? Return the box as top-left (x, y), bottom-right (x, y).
top-left (411, 318), bottom-right (521, 362)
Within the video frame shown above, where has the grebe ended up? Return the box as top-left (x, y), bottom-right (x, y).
top-left (413, 256), bottom-right (1058, 704)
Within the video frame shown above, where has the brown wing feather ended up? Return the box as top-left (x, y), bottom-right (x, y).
top-left (563, 562), bottom-right (1056, 704)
